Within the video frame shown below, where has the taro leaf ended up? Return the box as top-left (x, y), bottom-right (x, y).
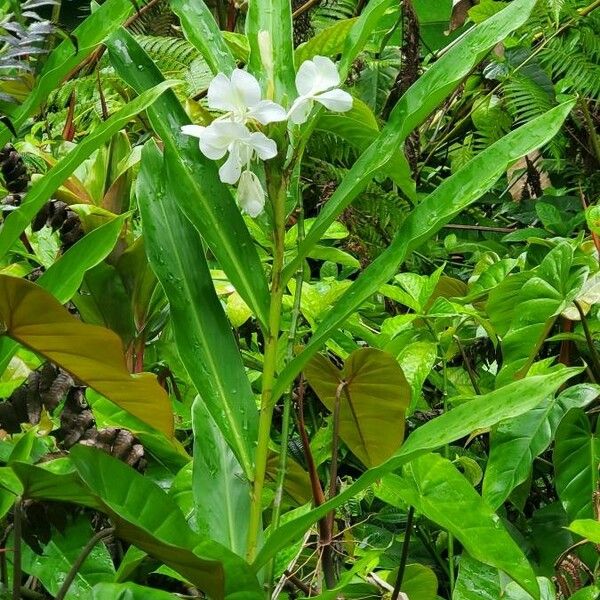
top-left (92, 583), bottom-right (178, 599)
top-left (254, 368), bottom-right (580, 572)
top-left (21, 516), bottom-right (115, 599)
top-left (0, 275), bottom-right (173, 436)
top-left (69, 445), bottom-right (263, 600)
top-left (453, 553), bottom-right (501, 600)
top-left (376, 454), bottom-right (539, 599)
top-left (554, 408), bottom-right (600, 521)
top-left (483, 384), bottom-right (600, 509)
top-left (502, 578), bottom-right (556, 600)
top-left (304, 348), bottom-right (410, 468)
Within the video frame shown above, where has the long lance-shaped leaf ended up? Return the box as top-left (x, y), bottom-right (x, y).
top-left (0, 214), bottom-right (127, 375)
top-left (0, 0), bottom-right (134, 146)
top-left (246, 0), bottom-right (295, 102)
top-left (338, 0), bottom-right (394, 76)
top-left (170, 0), bottom-right (236, 74)
top-left (137, 140), bottom-right (258, 481)
top-left (0, 80), bottom-right (177, 261)
top-left (281, 0), bottom-right (537, 284)
top-left (0, 276), bottom-right (173, 436)
top-left (273, 100), bottom-right (575, 401)
top-left (254, 368), bottom-right (581, 576)
top-left (106, 28), bottom-right (270, 329)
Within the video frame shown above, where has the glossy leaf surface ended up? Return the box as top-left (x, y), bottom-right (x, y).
top-left (0, 275), bottom-right (173, 436)
top-left (305, 348), bottom-right (410, 467)
top-left (137, 140), bottom-right (257, 479)
top-left (377, 454), bottom-right (539, 598)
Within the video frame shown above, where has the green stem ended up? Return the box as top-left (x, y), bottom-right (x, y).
top-left (268, 201), bottom-right (305, 589)
top-left (575, 300), bottom-right (600, 379)
top-left (580, 99), bottom-right (600, 165)
top-left (392, 506), bottom-right (415, 600)
top-left (55, 528), bottom-right (115, 600)
top-left (11, 499), bottom-right (21, 600)
top-left (247, 168), bottom-right (287, 564)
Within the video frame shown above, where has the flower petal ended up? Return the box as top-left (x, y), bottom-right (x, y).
top-left (248, 131), bottom-right (278, 160)
top-left (237, 170), bottom-right (266, 217)
top-left (207, 72), bottom-right (237, 112)
top-left (311, 56), bottom-right (341, 92)
top-left (180, 124), bottom-right (206, 139)
top-left (230, 68), bottom-right (262, 109)
top-left (248, 100), bottom-right (287, 125)
top-left (314, 88), bottom-right (353, 113)
top-left (198, 121), bottom-right (247, 160)
top-left (287, 97), bottom-right (313, 125)
top-left (219, 146), bottom-right (243, 184)
top-left (295, 59), bottom-right (319, 96)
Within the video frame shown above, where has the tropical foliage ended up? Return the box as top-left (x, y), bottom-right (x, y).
top-left (0, 0), bottom-right (599, 598)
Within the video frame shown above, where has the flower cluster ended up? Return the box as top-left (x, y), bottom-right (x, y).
top-left (181, 55), bottom-right (352, 217)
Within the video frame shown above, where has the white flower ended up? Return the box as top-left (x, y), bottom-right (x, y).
top-left (181, 121), bottom-right (277, 185)
top-left (207, 68), bottom-right (287, 125)
top-left (288, 55), bottom-right (353, 125)
top-left (237, 170), bottom-right (266, 217)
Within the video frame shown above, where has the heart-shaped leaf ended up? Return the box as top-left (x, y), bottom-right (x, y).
top-left (305, 348), bottom-right (410, 468)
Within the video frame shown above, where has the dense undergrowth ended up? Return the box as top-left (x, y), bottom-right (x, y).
top-left (0, 0), bottom-right (599, 598)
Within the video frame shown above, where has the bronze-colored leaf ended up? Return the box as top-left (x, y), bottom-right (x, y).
top-left (0, 276), bottom-right (173, 436)
top-left (305, 348), bottom-right (410, 468)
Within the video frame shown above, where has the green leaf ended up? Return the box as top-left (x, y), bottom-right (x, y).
top-left (107, 28), bottom-right (270, 329)
top-left (569, 585), bottom-right (600, 600)
top-left (254, 369), bottom-right (580, 570)
top-left (274, 100), bottom-right (574, 400)
top-left (38, 214), bottom-right (127, 303)
top-left (246, 0), bottom-right (295, 101)
top-left (295, 18), bottom-right (358, 65)
top-left (91, 583), bottom-right (178, 599)
top-left (0, 276), bottom-right (173, 436)
top-left (568, 519), bottom-right (600, 543)
top-left (376, 454), bottom-right (539, 598)
top-left (453, 554), bottom-right (501, 600)
top-left (304, 348), bottom-right (410, 467)
top-left (0, 81), bottom-right (177, 261)
top-left (469, 0), bottom-right (508, 23)
top-left (554, 408), bottom-right (600, 521)
top-left (392, 564), bottom-right (438, 600)
top-left (21, 516), bottom-right (115, 599)
top-left (502, 578), bottom-right (556, 600)
top-left (0, 0), bottom-right (135, 147)
top-left (493, 243), bottom-right (586, 384)
top-left (68, 445), bottom-right (262, 600)
top-left (191, 401), bottom-right (251, 557)
top-left (282, 0), bottom-right (539, 284)
top-left (137, 140), bottom-right (257, 481)
top-left (171, 0), bottom-right (236, 74)
top-left (483, 384), bottom-right (599, 509)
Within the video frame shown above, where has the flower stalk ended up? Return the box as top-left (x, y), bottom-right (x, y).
top-left (247, 163), bottom-right (288, 563)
